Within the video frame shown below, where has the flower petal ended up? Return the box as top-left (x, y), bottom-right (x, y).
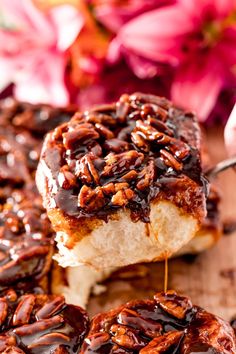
top-left (14, 50), bottom-right (69, 106)
top-left (180, 0), bottom-right (236, 18)
top-left (171, 54), bottom-right (224, 120)
top-left (116, 4), bottom-right (196, 65)
top-left (0, 58), bottom-right (16, 91)
top-left (0, 0), bottom-right (55, 45)
top-left (216, 28), bottom-right (236, 69)
top-left (212, 0), bottom-right (236, 17)
top-left (224, 104), bottom-right (236, 156)
top-left (93, 0), bottom-right (173, 33)
top-left (49, 5), bottom-right (84, 52)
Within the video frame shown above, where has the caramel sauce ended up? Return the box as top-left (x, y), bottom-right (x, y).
top-left (164, 256), bottom-right (169, 293)
top-left (42, 93), bottom-right (208, 224)
top-left (81, 291), bottom-right (236, 353)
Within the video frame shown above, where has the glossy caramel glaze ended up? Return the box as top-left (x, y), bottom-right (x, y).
top-left (0, 98), bottom-right (75, 291)
top-left (40, 93), bottom-right (208, 224)
top-left (0, 290), bottom-right (89, 353)
top-left (0, 188), bottom-right (54, 291)
top-left (82, 291), bottom-right (236, 353)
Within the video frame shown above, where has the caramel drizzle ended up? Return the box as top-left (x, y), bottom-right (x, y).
top-left (164, 256), bottom-right (168, 293)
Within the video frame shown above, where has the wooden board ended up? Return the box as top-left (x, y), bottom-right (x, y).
top-left (88, 126), bottom-right (236, 322)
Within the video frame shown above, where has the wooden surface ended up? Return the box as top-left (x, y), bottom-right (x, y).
top-left (88, 126), bottom-right (236, 322)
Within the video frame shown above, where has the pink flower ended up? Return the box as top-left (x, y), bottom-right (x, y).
top-left (224, 103), bottom-right (236, 156)
top-left (0, 0), bottom-right (83, 106)
top-left (110, 0), bottom-right (236, 120)
top-left (89, 0), bottom-right (174, 33)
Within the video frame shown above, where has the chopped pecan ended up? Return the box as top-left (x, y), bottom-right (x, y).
top-left (182, 309), bottom-right (236, 354)
top-left (95, 123), bottom-right (114, 139)
top-left (116, 96), bottom-right (130, 121)
top-left (102, 183), bottom-right (115, 195)
top-left (111, 324), bottom-right (147, 350)
top-left (89, 142), bottom-right (102, 157)
top-left (160, 149), bottom-right (183, 171)
top-left (0, 334), bottom-right (17, 352)
top-left (111, 189), bottom-right (134, 207)
top-left (52, 122), bottom-right (68, 141)
top-left (154, 291), bottom-right (192, 319)
top-left (115, 183), bottom-right (129, 192)
top-left (0, 299), bottom-right (7, 325)
top-left (75, 154), bottom-right (100, 185)
top-left (103, 151), bottom-right (144, 177)
top-left (135, 120), bottom-right (169, 143)
top-left (28, 332), bottom-right (71, 349)
top-left (13, 295), bottom-right (36, 326)
top-left (136, 160), bottom-right (156, 191)
top-left (78, 186), bottom-right (106, 211)
top-left (63, 125), bottom-right (99, 149)
top-left (118, 308), bottom-right (162, 338)
top-left (103, 139), bottom-right (129, 153)
top-left (14, 315), bottom-right (64, 336)
top-left (86, 111), bottom-right (116, 127)
top-left (130, 92), bottom-right (170, 111)
top-left (147, 117), bottom-right (174, 136)
top-left (83, 332), bottom-right (110, 351)
top-left (168, 139), bottom-right (190, 160)
top-left (58, 166), bottom-right (76, 190)
top-left (111, 190), bottom-right (127, 207)
top-left (121, 170), bottom-right (138, 181)
top-left (131, 131), bottom-right (149, 152)
top-left (35, 295), bottom-right (65, 320)
top-left (140, 331), bottom-right (183, 354)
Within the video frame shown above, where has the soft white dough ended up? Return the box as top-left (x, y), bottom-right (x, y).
top-left (55, 200), bottom-right (199, 269)
top-left (52, 265), bottom-right (114, 308)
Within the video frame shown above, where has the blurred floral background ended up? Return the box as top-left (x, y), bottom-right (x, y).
top-left (0, 0), bottom-right (235, 124)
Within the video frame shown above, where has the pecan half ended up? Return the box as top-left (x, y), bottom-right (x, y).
top-left (81, 291), bottom-right (235, 354)
top-left (0, 291), bottom-right (89, 353)
top-left (154, 291), bottom-right (193, 320)
top-left (140, 331), bottom-right (183, 354)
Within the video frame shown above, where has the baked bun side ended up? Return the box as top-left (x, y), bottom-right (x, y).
top-left (177, 185), bottom-right (222, 256)
top-left (37, 92), bottom-right (208, 269)
top-left (53, 200), bottom-right (198, 269)
top-left (52, 263), bottom-right (114, 308)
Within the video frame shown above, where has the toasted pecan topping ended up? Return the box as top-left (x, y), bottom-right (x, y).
top-left (81, 291), bottom-right (236, 354)
top-left (0, 98), bottom-right (75, 135)
top-left (41, 93), bottom-right (207, 222)
top-left (0, 99), bottom-right (74, 188)
top-left (0, 291), bottom-right (89, 353)
top-left (0, 189), bottom-right (54, 291)
top-left (0, 98), bottom-right (75, 292)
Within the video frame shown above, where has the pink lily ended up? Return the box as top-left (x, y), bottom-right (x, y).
top-left (224, 103), bottom-right (236, 156)
top-left (89, 0), bottom-right (174, 33)
top-left (0, 0), bottom-right (83, 106)
top-left (110, 0), bottom-right (236, 120)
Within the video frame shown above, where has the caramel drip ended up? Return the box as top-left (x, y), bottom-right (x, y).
top-left (164, 256), bottom-right (168, 293)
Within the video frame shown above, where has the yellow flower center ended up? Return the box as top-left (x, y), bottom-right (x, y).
top-left (203, 10), bottom-right (236, 47)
